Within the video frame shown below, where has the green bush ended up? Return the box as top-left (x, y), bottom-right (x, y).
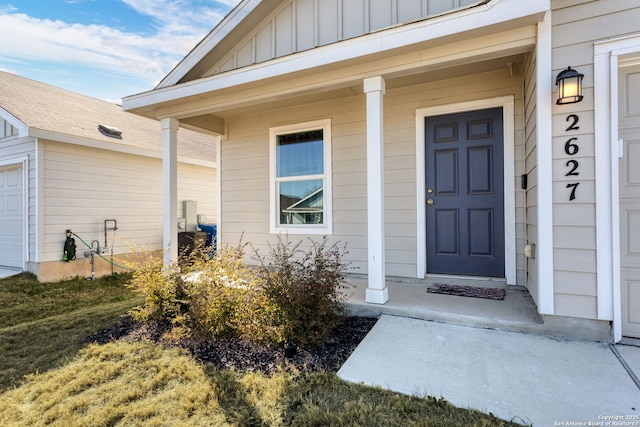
top-left (246, 236), bottom-right (351, 346)
top-left (127, 236), bottom-right (352, 347)
top-left (180, 245), bottom-right (253, 338)
top-left (126, 257), bottom-right (186, 324)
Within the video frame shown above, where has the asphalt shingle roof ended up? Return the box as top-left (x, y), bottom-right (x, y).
top-left (0, 71), bottom-right (216, 162)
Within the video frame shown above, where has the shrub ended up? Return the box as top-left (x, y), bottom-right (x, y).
top-left (180, 245), bottom-right (253, 338)
top-left (127, 244), bottom-right (252, 338)
top-left (127, 236), bottom-right (352, 347)
top-left (245, 236), bottom-right (352, 346)
top-left (126, 257), bottom-right (186, 324)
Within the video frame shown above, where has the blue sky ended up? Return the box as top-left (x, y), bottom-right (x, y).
top-left (0, 0), bottom-right (241, 103)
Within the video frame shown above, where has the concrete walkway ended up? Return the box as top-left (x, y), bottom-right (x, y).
top-left (338, 315), bottom-right (640, 426)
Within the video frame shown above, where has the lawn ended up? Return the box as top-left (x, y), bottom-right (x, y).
top-left (0, 273), bottom-right (525, 426)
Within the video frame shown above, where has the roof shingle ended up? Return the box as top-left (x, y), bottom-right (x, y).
top-left (0, 71), bottom-right (216, 162)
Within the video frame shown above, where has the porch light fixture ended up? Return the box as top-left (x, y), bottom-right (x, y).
top-left (555, 66), bottom-right (584, 105)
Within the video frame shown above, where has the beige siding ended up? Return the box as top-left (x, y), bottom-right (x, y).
top-left (220, 68), bottom-right (525, 280)
top-left (522, 50), bottom-right (539, 304)
top-left (40, 141), bottom-right (216, 262)
top-left (549, 0), bottom-right (640, 318)
top-left (206, 0), bottom-right (484, 77)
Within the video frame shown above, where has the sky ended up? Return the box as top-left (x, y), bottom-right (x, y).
top-left (0, 0), bottom-right (242, 103)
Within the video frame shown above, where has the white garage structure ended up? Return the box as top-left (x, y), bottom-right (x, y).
top-left (0, 71), bottom-right (218, 282)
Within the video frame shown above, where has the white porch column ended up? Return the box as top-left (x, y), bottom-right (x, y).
top-left (161, 118), bottom-right (179, 267)
top-left (536, 11), bottom-right (555, 314)
top-left (364, 76), bottom-right (389, 304)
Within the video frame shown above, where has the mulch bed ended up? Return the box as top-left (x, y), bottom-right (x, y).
top-left (85, 315), bottom-right (378, 374)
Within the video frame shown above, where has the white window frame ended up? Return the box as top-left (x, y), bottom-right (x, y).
top-left (269, 119), bottom-right (332, 235)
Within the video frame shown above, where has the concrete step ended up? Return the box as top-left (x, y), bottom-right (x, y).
top-left (344, 276), bottom-right (610, 341)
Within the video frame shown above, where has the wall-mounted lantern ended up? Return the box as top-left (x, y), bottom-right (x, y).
top-left (556, 66), bottom-right (584, 105)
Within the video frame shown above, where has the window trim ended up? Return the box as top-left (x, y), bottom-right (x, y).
top-left (269, 119), bottom-right (332, 235)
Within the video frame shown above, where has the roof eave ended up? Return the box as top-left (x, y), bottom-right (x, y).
top-left (123, 0), bottom-right (549, 115)
top-left (28, 128), bottom-right (216, 166)
top-left (157, 0), bottom-right (264, 89)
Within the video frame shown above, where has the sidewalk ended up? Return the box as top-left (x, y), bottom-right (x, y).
top-left (338, 315), bottom-right (640, 426)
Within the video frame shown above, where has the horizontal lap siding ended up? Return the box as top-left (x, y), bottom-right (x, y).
top-left (41, 141), bottom-right (215, 261)
top-left (550, 0), bottom-right (640, 318)
top-left (523, 51), bottom-right (538, 301)
top-left (386, 68), bottom-right (525, 279)
top-left (221, 68), bottom-right (525, 280)
top-left (221, 97), bottom-right (369, 272)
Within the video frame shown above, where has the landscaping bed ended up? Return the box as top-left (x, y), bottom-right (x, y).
top-left (86, 314), bottom-right (378, 374)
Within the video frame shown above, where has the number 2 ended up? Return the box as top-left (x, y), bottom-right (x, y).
top-left (565, 114), bottom-right (579, 131)
top-left (565, 160), bottom-right (579, 176)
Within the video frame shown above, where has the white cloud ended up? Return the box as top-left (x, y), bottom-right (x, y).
top-left (0, 1), bottom-right (239, 84)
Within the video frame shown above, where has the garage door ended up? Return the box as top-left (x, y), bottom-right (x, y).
top-left (0, 165), bottom-right (23, 268)
top-left (620, 64), bottom-right (640, 338)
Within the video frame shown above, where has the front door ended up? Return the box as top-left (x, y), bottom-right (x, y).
top-left (619, 64), bottom-right (640, 338)
top-left (425, 108), bottom-right (504, 276)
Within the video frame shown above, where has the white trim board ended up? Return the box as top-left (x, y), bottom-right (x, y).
top-left (0, 156), bottom-right (29, 270)
top-left (594, 33), bottom-right (640, 343)
top-left (415, 96), bottom-right (516, 284)
top-left (124, 0), bottom-right (549, 111)
top-left (268, 118), bottom-right (333, 235)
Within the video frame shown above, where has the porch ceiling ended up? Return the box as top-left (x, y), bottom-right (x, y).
top-left (165, 51), bottom-right (528, 134)
top-left (124, 17), bottom-right (538, 134)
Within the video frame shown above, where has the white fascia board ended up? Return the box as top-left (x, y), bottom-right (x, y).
top-left (123, 0), bottom-right (549, 112)
top-left (158, 0), bottom-right (263, 88)
top-left (0, 106), bottom-right (29, 138)
top-left (28, 128), bottom-right (215, 168)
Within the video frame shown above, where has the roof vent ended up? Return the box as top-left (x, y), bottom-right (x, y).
top-left (98, 124), bottom-right (123, 139)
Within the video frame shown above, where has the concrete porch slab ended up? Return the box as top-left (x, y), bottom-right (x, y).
top-left (338, 315), bottom-right (640, 426)
top-left (343, 277), bottom-right (610, 341)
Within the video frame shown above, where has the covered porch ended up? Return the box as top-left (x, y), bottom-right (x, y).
top-left (343, 275), bottom-right (611, 342)
top-left (122, 0), bottom-right (554, 326)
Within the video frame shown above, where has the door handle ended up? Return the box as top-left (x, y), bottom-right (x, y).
top-left (427, 199), bottom-right (434, 206)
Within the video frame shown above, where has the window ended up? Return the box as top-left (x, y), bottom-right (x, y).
top-left (270, 119), bottom-right (332, 234)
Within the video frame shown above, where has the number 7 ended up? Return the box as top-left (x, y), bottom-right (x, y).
top-left (567, 183), bottom-right (579, 201)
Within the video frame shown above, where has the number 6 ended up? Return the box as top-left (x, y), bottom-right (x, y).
top-left (565, 138), bottom-right (579, 155)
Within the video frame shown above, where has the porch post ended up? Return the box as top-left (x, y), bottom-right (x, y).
top-left (161, 118), bottom-right (179, 267)
top-left (536, 11), bottom-right (555, 314)
top-left (364, 76), bottom-right (389, 304)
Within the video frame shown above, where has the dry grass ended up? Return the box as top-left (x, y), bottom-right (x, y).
top-left (0, 273), bottom-right (526, 427)
top-left (0, 341), bottom-right (521, 427)
top-left (0, 273), bottom-right (136, 327)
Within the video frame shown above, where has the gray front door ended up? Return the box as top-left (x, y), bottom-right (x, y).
top-left (426, 108), bottom-right (504, 276)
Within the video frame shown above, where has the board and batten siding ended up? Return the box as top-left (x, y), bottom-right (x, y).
top-left (549, 0), bottom-right (640, 319)
top-left (208, 0), bottom-right (483, 77)
top-left (221, 67), bottom-right (526, 281)
top-left (40, 140), bottom-right (216, 262)
top-left (0, 118), bottom-right (19, 139)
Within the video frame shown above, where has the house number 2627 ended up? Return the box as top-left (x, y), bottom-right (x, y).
top-left (564, 114), bottom-right (580, 201)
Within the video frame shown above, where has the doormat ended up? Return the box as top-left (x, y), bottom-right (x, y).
top-left (427, 283), bottom-right (506, 300)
